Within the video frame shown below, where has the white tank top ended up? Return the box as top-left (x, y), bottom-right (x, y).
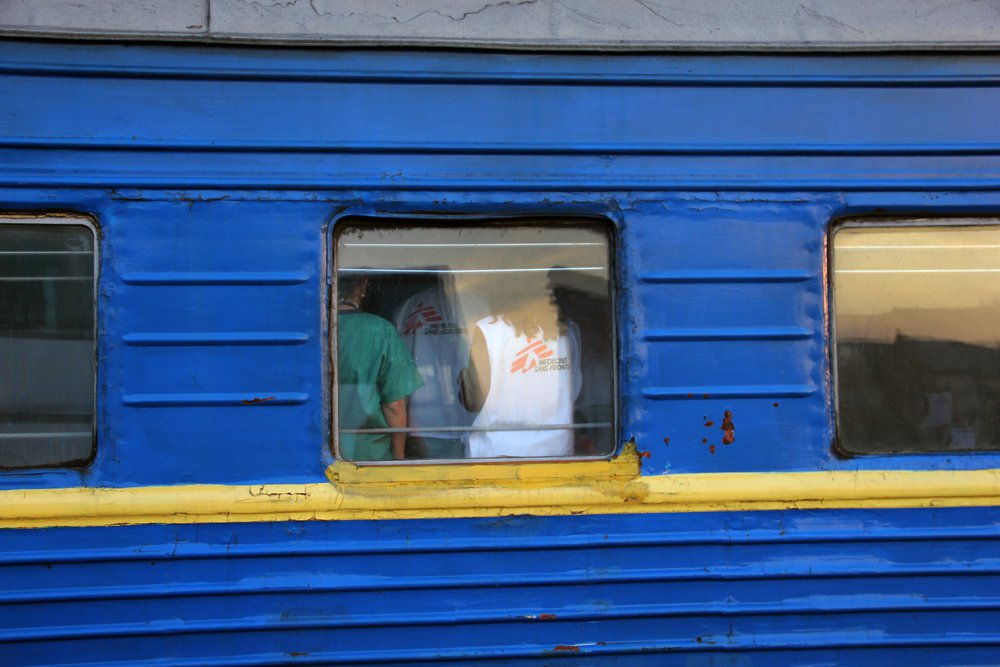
top-left (467, 317), bottom-right (581, 458)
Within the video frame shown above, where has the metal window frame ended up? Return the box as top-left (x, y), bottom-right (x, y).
top-left (0, 213), bottom-right (99, 469)
top-left (829, 216), bottom-right (1000, 458)
top-left (328, 213), bottom-right (620, 466)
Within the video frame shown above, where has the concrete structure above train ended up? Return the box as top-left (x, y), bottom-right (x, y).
top-left (2, 0), bottom-right (1000, 51)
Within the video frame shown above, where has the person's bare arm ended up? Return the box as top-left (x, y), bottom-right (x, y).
top-left (459, 327), bottom-right (490, 413)
top-left (381, 398), bottom-right (407, 459)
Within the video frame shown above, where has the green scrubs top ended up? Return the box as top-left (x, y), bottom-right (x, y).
top-left (337, 312), bottom-right (423, 461)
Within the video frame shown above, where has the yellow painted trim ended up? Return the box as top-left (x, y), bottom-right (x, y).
top-left (1, 448), bottom-right (1000, 528)
top-left (326, 445), bottom-right (642, 486)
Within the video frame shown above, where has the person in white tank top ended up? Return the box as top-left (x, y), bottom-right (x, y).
top-left (459, 289), bottom-right (582, 458)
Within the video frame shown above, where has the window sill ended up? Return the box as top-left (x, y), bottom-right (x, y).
top-left (326, 441), bottom-right (642, 487)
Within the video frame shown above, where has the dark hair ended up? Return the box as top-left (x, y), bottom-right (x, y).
top-left (338, 273), bottom-right (368, 307)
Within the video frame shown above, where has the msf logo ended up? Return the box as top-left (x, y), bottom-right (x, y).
top-left (403, 303), bottom-right (442, 334)
top-left (510, 339), bottom-right (555, 374)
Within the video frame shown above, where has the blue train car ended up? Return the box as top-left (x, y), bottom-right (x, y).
top-left (1, 11), bottom-right (1000, 664)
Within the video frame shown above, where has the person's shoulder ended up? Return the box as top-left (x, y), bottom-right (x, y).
top-left (345, 311), bottom-right (396, 331)
top-left (393, 292), bottom-right (420, 323)
top-left (476, 315), bottom-right (506, 329)
top-left (474, 315), bottom-right (501, 337)
top-left (393, 287), bottom-right (442, 325)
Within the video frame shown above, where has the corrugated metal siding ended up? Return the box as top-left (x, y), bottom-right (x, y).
top-left (0, 41), bottom-right (999, 664)
top-left (0, 43), bottom-right (998, 485)
top-left (1, 509), bottom-right (999, 664)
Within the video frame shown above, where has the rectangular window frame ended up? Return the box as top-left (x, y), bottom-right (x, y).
top-left (830, 216), bottom-right (1000, 458)
top-left (0, 213), bottom-right (99, 470)
top-left (328, 213), bottom-right (620, 466)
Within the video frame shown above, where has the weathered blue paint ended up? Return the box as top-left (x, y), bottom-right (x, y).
top-left (2, 509), bottom-right (1000, 664)
top-left (1, 40), bottom-right (999, 663)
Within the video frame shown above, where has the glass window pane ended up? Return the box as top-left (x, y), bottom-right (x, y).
top-left (334, 219), bottom-right (615, 462)
top-left (0, 221), bottom-right (96, 467)
top-left (833, 222), bottom-right (1000, 454)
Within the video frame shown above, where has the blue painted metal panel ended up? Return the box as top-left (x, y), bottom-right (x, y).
top-left (0, 509), bottom-right (999, 664)
top-left (4, 41), bottom-right (1000, 84)
top-left (0, 40), bottom-right (999, 665)
top-left (0, 189), bottom-right (995, 486)
top-left (4, 75), bottom-right (1000, 154)
top-left (0, 187), bottom-right (996, 485)
top-left (8, 150), bottom-right (1000, 191)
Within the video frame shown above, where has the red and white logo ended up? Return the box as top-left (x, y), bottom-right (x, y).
top-left (510, 339), bottom-right (555, 374)
top-left (403, 303), bottom-right (442, 334)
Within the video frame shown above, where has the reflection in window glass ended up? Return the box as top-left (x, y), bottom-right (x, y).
top-left (0, 220), bottom-right (96, 467)
top-left (833, 222), bottom-right (1000, 454)
top-left (334, 219), bottom-right (615, 462)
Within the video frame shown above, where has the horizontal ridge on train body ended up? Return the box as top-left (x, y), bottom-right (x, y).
top-left (0, 510), bottom-right (999, 663)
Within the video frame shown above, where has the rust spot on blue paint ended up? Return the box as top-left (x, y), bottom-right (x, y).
top-left (704, 420), bottom-right (714, 427)
top-left (721, 410), bottom-right (735, 445)
top-left (553, 645), bottom-right (580, 653)
top-left (539, 613), bottom-right (557, 620)
top-left (241, 396), bottom-right (276, 405)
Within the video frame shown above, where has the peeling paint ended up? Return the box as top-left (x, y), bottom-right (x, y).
top-left (552, 645), bottom-right (580, 653)
top-left (721, 410), bottom-right (736, 445)
top-left (521, 611), bottom-right (557, 621)
top-left (241, 396), bottom-right (276, 405)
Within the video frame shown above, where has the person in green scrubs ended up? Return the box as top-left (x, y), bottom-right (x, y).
top-left (337, 275), bottom-right (423, 461)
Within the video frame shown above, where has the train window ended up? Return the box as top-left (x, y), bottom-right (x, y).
top-left (832, 221), bottom-right (1000, 455)
top-left (0, 217), bottom-right (96, 468)
top-left (333, 218), bottom-right (615, 463)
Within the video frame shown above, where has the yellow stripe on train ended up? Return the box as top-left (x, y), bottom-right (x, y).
top-left (1, 445), bottom-right (999, 528)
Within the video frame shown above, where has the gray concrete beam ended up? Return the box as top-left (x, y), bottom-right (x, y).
top-left (2, 0), bottom-right (999, 50)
